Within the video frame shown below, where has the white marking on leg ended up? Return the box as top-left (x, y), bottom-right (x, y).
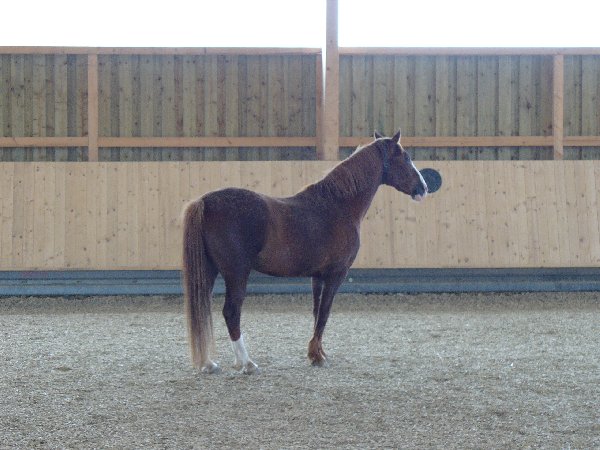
top-left (231, 334), bottom-right (259, 374)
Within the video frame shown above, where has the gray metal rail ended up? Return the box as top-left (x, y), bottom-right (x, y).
top-left (1, 268), bottom-right (600, 296)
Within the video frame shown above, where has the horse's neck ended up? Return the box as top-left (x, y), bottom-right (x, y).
top-left (311, 151), bottom-right (383, 223)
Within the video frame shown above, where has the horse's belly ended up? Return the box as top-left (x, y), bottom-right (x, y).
top-left (254, 246), bottom-right (317, 277)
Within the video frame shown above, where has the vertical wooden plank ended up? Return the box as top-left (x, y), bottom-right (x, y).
top-left (182, 55), bottom-right (197, 161)
top-left (518, 56), bottom-right (536, 160)
top-left (393, 56), bottom-right (415, 138)
top-left (63, 164), bottom-right (85, 268)
top-left (54, 54), bottom-right (69, 161)
top-left (497, 56), bottom-right (518, 160)
top-left (20, 163), bottom-right (35, 269)
top-left (522, 161), bottom-right (539, 264)
top-left (456, 161), bottom-right (474, 265)
top-left (223, 56), bottom-right (241, 160)
top-left (52, 163), bottom-right (66, 268)
top-left (540, 56), bottom-right (555, 144)
top-left (338, 56), bottom-right (352, 144)
top-left (456, 56), bottom-right (477, 160)
top-left (532, 162), bottom-right (559, 265)
top-left (563, 56), bottom-right (581, 158)
top-left (351, 56), bottom-right (371, 137)
top-left (471, 162), bottom-right (490, 266)
top-left (372, 56), bottom-right (394, 135)
top-left (11, 164), bottom-right (26, 266)
top-left (126, 163), bottom-right (140, 267)
top-left (76, 55), bottom-right (88, 160)
top-left (553, 162), bottom-right (571, 265)
top-left (32, 55), bottom-right (47, 161)
top-left (581, 162), bottom-right (600, 264)
top-left (32, 163), bottom-right (49, 267)
top-left (562, 162), bottom-right (582, 264)
top-left (116, 163), bottom-right (128, 266)
top-left (11, 56), bottom-right (25, 161)
top-left (88, 53), bottom-right (99, 161)
top-left (161, 55), bottom-right (176, 160)
top-left (286, 56), bottom-right (303, 138)
top-left (43, 163), bottom-right (57, 266)
top-left (193, 56), bottom-right (207, 161)
top-left (83, 163), bottom-right (98, 267)
top-left (0, 55), bottom-right (7, 139)
top-left (433, 162), bottom-right (458, 266)
top-left (143, 163), bottom-right (161, 266)
top-left (97, 56), bottom-right (111, 161)
top-left (151, 56), bottom-right (163, 160)
top-left (389, 187), bottom-right (417, 267)
top-left (204, 55), bottom-right (219, 161)
top-left (119, 56), bottom-right (134, 160)
top-left (157, 163), bottom-right (179, 267)
top-left (23, 56), bottom-right (33, 161)
top-left (571, 161), bottom-right (595, 264)
top-left (105, 164), bottom-right (119, 267)
top-left (270, 161), bottom-right (294, 197)
top-left (510, 162), bottom-right (530, 265)
top-left (414, 56), bottom-right (436, 160)
top-left (591, 161), bottom-right (600, 263)
top-left (174, 55), bottom-right (184, 141)
top-left (245, 56), bottom-right (263, 159)
top-left (93, 163), bottom-right (107, 268)
top-left (0, 164), bottom-right (14, 267)
top-left (267, 55), bottom-right (284, 145)
top-left (581, 56), bottom-right (598, 154)
top-left (477, 57), bottom-right (498, 160)
top-left (137, 56), bottom-right (154, 160)
top-left (362, 190), bottom-right (391, 267)
top-left (435, 56), bottom-right (456, 160)
top-left (219, 160), bottom-right (242, 188)
top-left (483, 163), bottom-right (501, 264)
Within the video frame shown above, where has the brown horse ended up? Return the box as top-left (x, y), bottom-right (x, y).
top-left (182, 130), bottom-right (428, 374)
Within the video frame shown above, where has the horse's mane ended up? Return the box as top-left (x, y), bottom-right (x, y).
top-left (310, 141), bottom-right (382, 199)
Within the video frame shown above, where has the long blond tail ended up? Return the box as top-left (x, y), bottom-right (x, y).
top-left (182, 199), bottom-right (214, 368)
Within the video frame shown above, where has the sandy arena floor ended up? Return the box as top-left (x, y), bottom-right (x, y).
top-left (1, 292), bottom-right (599, 449)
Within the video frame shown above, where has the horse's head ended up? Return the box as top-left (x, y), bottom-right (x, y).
top-left (375, 130), bottom-right (428, 202)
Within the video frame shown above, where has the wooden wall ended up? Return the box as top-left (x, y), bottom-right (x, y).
top-left (1, 161), bottom-right (599, 270)
top-left (97, 54), bottom-right (317, 161)
top-left (0, 54), bottom-right (88, 161)
top-left (2, 48), bottom-right (599, 162)
top-left (339, 53), bottom-right (600, 160)
top-left (0, 50), bottom-right (319, 161)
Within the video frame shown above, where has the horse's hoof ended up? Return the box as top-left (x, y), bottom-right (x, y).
top-left (241, 360), bottom-right (259, 375)
top-left (200, 361), bottom-right (221, 374)
top-left (310, 356), bottom-right (328, 367)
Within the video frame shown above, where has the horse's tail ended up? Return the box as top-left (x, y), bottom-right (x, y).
top-left (182, 198), bottom-right (214, 369)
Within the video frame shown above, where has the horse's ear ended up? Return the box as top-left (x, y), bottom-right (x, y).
top-left (374, 131), bottom-right (383, 140)
top-left (392, 129), bottom-right (401, 143)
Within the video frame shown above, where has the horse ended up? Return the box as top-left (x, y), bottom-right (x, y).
top-left (182, 130), bottom-right (428, 374)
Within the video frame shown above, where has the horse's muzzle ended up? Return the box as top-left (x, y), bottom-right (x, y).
top-left (411, 183), bottom-right (428, 202)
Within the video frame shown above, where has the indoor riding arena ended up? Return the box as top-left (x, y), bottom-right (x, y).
top-left (2, 5), bottom-right (600, 449)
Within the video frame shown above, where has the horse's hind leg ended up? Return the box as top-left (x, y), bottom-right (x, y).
top-left (222, 274), bottom-right (259, 374)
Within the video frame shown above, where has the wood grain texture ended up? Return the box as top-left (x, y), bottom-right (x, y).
top-left (1, 161), bottom-right (600, 270)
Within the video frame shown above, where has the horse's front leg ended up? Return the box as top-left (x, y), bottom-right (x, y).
top-left (308, 270), bottom-right (346, 367)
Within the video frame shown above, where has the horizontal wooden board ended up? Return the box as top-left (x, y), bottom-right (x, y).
top-left (1, 161), bottom-right (599, 270)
